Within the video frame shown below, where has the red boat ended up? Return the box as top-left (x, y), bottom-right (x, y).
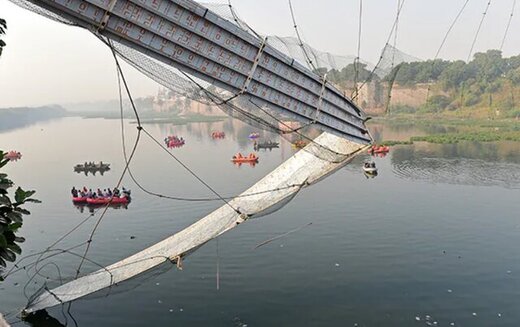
top-left (231, 153), bottom-right (258, 163)
top-left (168, 140), bottom-right (185, 147)
top-left (165, 135), bottom-right (185, 148)
top-left (368, 145), bottom-right (390, 154)
top-left (212, 131), bottom-right (225, 139)
top-left (72, 197), bottom-right (88, 203)
top-left (86, 196), bottom-right (130, 205)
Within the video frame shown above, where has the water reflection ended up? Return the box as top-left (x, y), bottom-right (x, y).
top-left (391, 142), bottom-right (520, 188)
top-left (73, 203), bottom-right (129, 213)
top-left (231, 162), bottom-right (258, 168)
top-left (73, 170), bottom-right (109, 176)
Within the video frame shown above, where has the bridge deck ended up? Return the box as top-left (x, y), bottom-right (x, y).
top-left (24, 0), bottom-right (371, 144)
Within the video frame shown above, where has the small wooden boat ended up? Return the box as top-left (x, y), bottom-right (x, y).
top-left (254, 141), bottom-right (279, 150)
top-left (248, 132), bottom-right (260, 139)
top-left (74, 162), bottom-right (110, 171)
top-left (362, 162), bottom-right (377, 174)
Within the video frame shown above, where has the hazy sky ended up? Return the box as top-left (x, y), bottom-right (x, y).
top-left (1, 0), bottom-right (519, 107)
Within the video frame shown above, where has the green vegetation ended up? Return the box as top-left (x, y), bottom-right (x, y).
top-left (379, 140), bottom-right (413, 146)
top-left (385, 50), bottom-right (520, 116)
top-left (0, 151), bottom-right (40, 278)
top-left (315, 63), bottom-right (376, 89)
top-left (410, 131), bottom-right (520, 144)
top-left (0, 18), bottom-right (6, 56)
top-left (371, 117), bottom-right (520, 145)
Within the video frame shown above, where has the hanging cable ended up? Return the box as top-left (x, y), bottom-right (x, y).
top-left (499, 0), bottom-right (517, 112)
top-left (73, 38), bottom-right (144, 278)
top-left (461, 0), bottom-right (492, 108)
top-left (467, 0), bottom-right (492, 62)
top-left (352, 0), bottom-right (363, 100)
top-left (384, 0), bottom-right (402, 115)
top-left (352, 0), bottom-right (406, 101)
top-left (288, 0), bottom-right (319, 73)
top-left (426, 0), bottom-right (471, 104)
top-left (500, 0), bottom-right (516, 51)
top-left (107, 42), bottom-right (242, 217)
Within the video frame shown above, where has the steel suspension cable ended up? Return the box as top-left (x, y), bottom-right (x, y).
top-left (352, 0), bottom-right (406, 101)
top-left (352, 0), bottom-right (363, 100)
top-left (426, 0), bottom-right (472, 103)
top-left (500, 0), bottom-right (516, 51)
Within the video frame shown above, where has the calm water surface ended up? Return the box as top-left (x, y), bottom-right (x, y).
top-left (1, 117), bottom-right (520, 327)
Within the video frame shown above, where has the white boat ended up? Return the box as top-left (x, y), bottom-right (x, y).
top-left (363, 162), bottom-right (378, 174)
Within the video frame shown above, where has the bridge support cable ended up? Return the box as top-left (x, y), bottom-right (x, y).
top-left (426, 0), bottom-right (471, 104)
top-left (461, 0), bottom-right (492, 108)
top-left (352, 0), bottom-right (406, 101)
top-left (352, 0), bottom-right (363, 101)
top-left (500, 0), bottom-right (516, 51)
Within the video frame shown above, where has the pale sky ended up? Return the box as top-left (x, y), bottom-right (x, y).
top-left (0, 0), bottom-right (519, 107)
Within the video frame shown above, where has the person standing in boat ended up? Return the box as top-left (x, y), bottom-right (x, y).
top-left (71, 187), bottom-right (78, 197)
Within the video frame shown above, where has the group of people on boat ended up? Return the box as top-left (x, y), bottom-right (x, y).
top-left (253, 140), bottom-right (279, 151)
top-left (165, 135), bottom-right (185, 148)
top-left (232, 152), bottom-right (258, 162)
top-left (211, 131), bottom-right (225, 139)
top-left (248, 132), bottom-right (260, 139)
top-left (71, 186), bottom-right (130, 200)
top-left (77, 161), bottom-right (109, 169)
top-left (368, 145), bottom-right (390, 155)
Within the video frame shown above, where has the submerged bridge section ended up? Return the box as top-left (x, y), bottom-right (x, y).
top-left (22, 0), bottom-right (371, 144)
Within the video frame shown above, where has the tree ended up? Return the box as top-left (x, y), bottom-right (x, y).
top-left (0, 150), bottom-right (40, 279)
top-left (0, 18), bottom-right (6, 56)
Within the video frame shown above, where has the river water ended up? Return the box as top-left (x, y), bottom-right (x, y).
top-left (1, 117), bottom-right (519, 327)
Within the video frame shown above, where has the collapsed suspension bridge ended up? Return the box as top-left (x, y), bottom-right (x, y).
top-left (8, 0), bottom-right (373, 314)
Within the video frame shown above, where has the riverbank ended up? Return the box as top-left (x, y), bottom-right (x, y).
top-left (369, 115), bottom-right (520, 144)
